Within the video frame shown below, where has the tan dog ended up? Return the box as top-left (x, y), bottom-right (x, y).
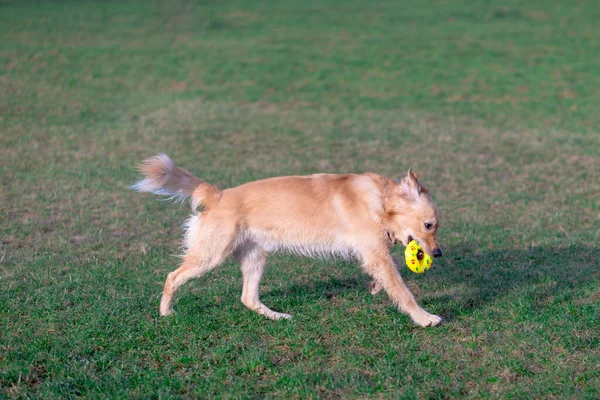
top-left (132, 154), bottom-right (443, 327)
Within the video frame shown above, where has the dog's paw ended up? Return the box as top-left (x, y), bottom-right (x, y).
top-left (271, 312), bottom-right (293, 321)
top-left (256, 306), bottom-right (292, 321)
top-left (159, 309), bottom-right (177, 317)
top-left (413, 311), bottom-right (442, 327)
top-left (369, 281), bottom-right (383, 295)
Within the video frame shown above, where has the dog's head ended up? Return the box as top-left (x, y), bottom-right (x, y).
top-left (383, 168), bottom-right (442, 258)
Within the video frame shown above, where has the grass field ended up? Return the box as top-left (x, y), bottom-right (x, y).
top-left (1, 0), bottom-right (599, 398)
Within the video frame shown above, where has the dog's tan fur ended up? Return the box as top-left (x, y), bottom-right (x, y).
top-left (132, 154), bottom-right (443, 327)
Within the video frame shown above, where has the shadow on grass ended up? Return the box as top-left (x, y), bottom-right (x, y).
top-left (176, 244), bottom-right (599, 322)
top-left (427, 244), bottom-right (600, 320)
top-left (254, 244), bottom-right (599, 319)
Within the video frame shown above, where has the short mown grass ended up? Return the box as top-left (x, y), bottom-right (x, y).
top-left (1, 0), bottom-right (599, 398)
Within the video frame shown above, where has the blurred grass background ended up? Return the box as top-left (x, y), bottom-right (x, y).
top-left (1, 0), bottom-right (599, 398)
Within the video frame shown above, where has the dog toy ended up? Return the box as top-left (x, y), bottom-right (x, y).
top-left (404, 240), bottom-right (433, 273)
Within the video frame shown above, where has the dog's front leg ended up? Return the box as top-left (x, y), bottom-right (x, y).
top-left (362, 252), bottom-right (442, 327)
top-left (366, 255), bottom-right (407, 295)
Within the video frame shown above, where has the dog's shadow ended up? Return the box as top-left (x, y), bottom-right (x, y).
top-left (426, 244), bottom-right (599, 319)
top-left (262, 244), bottom-right (599, 319)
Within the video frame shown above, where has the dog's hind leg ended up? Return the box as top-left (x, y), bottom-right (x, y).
top-left (234, 244), bottom-right (292, 320)
top-left (361, 250), bottom-right (442, 327)
top-left (159, 218), bottom-right (236, 316)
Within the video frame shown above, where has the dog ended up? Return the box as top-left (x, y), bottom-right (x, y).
top-left (132, 154), bottom-right (443, 327)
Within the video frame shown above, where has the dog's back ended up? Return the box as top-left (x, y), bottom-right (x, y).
top-left (218, 173), bottom-right (388, 258)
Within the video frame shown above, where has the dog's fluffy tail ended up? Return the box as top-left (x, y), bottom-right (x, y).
top-left (131, 154), bottom-right (220, 209)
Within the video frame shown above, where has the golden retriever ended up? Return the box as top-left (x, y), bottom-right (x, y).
top-left (132, 154), bottom-right (443, 327)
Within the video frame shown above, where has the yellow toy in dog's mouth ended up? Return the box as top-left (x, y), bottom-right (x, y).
top-left (404, 240), bottom-right (433, 273)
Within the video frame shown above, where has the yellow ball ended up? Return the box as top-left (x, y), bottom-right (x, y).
top-left (404, 240), bottom-right (433, 274)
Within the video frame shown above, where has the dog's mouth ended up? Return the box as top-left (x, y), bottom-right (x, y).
top-left (407, 235), bottom-right (414, 245)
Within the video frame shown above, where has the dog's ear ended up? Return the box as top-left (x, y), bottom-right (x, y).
top-left (399, 167), bottom-right (422, 197)
top-left (411, 169), bottom-right (419, 181)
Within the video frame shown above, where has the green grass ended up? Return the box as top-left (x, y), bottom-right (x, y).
top-left (1, 0), bottom-right (599, 398)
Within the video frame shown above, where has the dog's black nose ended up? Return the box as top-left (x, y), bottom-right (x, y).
top-left (433, 248), bottom-right (443, 258)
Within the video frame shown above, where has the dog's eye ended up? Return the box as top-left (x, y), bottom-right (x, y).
top-left (424, 223), bottom-right (432, 230)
